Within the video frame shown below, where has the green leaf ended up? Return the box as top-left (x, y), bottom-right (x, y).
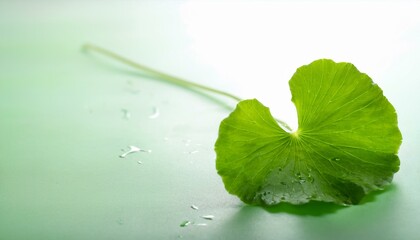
top-left (215, 59), bottom-right (402, 206)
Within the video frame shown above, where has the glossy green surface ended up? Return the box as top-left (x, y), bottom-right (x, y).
top-left (1, 1), bottom-right (419, 239)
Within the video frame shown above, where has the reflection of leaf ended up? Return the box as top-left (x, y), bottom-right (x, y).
top-left (215, 59), bottom-right (402, 206)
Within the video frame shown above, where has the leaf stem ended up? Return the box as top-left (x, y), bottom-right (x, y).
top-left (82, 43), bottom-right (242, 102)
top-left (82, 43), bottom-right (292, 131)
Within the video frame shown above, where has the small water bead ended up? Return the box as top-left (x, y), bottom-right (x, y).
top-left (125, 80), bottom-right (141, 94)
top-left (180, 220), bottom-right (192, 227)
top-left (342, 200), bottom-right (352, 206)
top-left (121, 108), bottom-right (131, 120)
top-left (119, 146), bottom-right (140, 158)
top-left (310, 194), bottom-right (318, 199)
top-left (201, 215), bottom-right (214, 220)
top-left (307, 175), bottom-right (315, 183)
top-left (294, 172), bottom-right (307, 184)
top-left (116, 218), bottom-right (124, 225)
top-left (298, 178), bottom-right (306, 184)
top-left (194, 223), bottom-right (207, 226)
top-left (190, 205), bottom-right (199, 210)
top-left (183, 139), bottom-right (191, 146)
top-left (148, 107), bottom-right (160, 119)
top-left (331, 157), bottom-right (341, 162)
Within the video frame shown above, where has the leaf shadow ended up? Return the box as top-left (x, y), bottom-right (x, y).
top-left (358, 183), bottom-right (397, 205)
top-left (263, 201), bottom-right (344, 216)
top-left (82, 48), bottom-right (235, 112)
top-left (263, 184), bottom-right (397, 216)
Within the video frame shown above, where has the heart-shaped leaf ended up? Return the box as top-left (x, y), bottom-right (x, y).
top-left (215, 59), bottom-right (402, 205)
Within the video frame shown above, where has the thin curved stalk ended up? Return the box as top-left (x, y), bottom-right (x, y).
top-left (82, 43), bottom-right (292, 131)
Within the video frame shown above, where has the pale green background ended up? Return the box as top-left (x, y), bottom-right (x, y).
top-left (1, 1), bottom-right (420, 239)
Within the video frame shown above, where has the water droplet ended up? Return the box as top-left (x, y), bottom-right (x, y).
top-left (278, 168), bottom-right (282, 172)
top-left (190, 205), bottom-right (199, 210)
top-left (183, 139), bottom-right (191, 146)
top-left (188, 150), bottom-right (199, 154)
top-left (194, 223), bottom-right (207, 226)
top-left (119, 145), bottom-right (140, 158)
top-left (137, 160), bottom-right (142, 164)
top-left (116, 218), bottom-right (124, 225)
top-left (295, 173), bottom-right (306, 184)
top-left (331, 157), bottom-right (340, 162)
top-left (180, 220), bottom-right (192, 227)
top-left (307, 174), bottom-right (315, 183)
top-left (201, 215), bottom-right (214, 220)
top-left (121, 108), bottom-right (131, 120)
top-left (119, 146), bottom-right (151, 158)
top-left (342, 199), bottom-right (352, 206)
top-left (148, 107), bottom-right (160, 119)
